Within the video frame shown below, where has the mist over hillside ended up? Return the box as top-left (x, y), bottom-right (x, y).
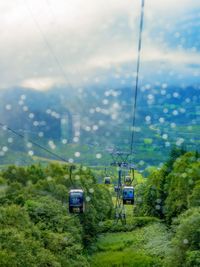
top-left (0, 84), bottom-right (199, 168)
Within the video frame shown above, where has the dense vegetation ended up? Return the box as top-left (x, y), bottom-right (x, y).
top-left (0, 148), bottom-right (199, 266)
top-left (90, 148), bottom-right (200, 266)
top-left (133, 148), bottom-right (200, 266)
top-left (134, 148), bottom-right (200, 221)
top-left (0, 163), bottom-right (113, 266)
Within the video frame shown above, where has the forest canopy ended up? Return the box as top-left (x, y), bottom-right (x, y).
top-left (0, 148), bottom-right (199, 267)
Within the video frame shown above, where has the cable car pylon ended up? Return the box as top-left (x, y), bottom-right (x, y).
top-left (111, 0), bottom-right (145, 224)
top-left (110, 151), bottom-right (131, 224)
top-left (115, 168), bottom-right (126, 224)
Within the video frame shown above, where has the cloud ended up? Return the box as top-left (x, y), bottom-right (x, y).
top-left (0, 0), bottom-right (199, 90)
top-left (21, 77), bottom-right (63, 90)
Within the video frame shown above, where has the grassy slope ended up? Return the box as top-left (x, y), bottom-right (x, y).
top-left (89, 222), bottom-right (171, 267)
top-left (89, 171), bottom-right (168, 267)
top-left (89, 174), bottom-right (169, 267)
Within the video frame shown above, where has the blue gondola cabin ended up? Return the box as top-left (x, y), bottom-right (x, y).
top-left (123, 186), bottom-right (134, 205)
top-left (104, 177), bottom-right (111, 184)
top-left (114, 185), bottom-right (120, 192)
top-left (69, 189), bottom-right (85, 213)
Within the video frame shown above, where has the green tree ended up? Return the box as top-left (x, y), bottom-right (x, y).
top-left (165, 152), bottom-right (200, 222)
top-left (165, 208), bottom-right (200, 267)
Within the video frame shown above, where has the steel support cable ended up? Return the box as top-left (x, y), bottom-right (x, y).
top-left (0, 123), bottom-right (88, 189)
top-left (24, 0), bottom-right (133, 159)
top-left (24, 0), bottom-right (75, 90)
top-left (26, 1), bottom-right (118, 157)
top-left (23, 1), bottom-right (112, 157)
top-left (130, 0), bottom-right (145, 155)
top-left (24, 0), bottom-right (144, 160)
top-left (0, 122), bottom-right (68, 163)
top-left (0, 123), bottom-right (86, 216)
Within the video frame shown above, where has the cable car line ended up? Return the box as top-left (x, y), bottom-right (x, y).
top-left (23, 1), bottom-right (109, 157)
top-left (2, 0), bottom-right (146, 217)
top-left (130, 0), bottom-right (145, 155)
top-left (24, 0), bottom-right (75, 91)
top-left (0, 122), bottom-right (68, 163)
top-left (0, 122), bottom-right (86, 214)
top-left (110, 0), bottom-right (145, 224)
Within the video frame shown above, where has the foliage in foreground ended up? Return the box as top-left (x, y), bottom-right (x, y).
top-left (91, 250), bottom-right (156, 267)
top-left (90, 197), bottom-right (200, 267)
top-left (90, 207), bottom-right (200, 267)
top-left (89, 222), bottom-right (170, 267)
top-left (165, 207), bottom-right (200, 267)
top-left (134, 148), bottom-right (200, 222)
top-left (0, 163), bottom-right (113, 267)
top-left (0, 148), bottom-right (199, 267)
top-left (133, 148), bottom-right (200, 267)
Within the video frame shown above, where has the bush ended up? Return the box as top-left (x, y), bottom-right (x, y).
top-left (0, 163), bottom-right (113, 266)
top-left (185, 250), bottom-right (200, 267)
top-left (165, 207), bottom-right (200, 267)
top-left (90, 250), bottom-right (157, 267)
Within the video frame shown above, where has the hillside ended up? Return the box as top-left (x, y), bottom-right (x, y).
top-left (0, 149), bottom-right (199, 266)
top-left (0, 85), bottom-right (199, 168)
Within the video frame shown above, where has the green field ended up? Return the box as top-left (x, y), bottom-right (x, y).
top-left (89, 223), bottom-right (170, 267)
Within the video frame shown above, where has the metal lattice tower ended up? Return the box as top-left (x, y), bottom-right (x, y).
top-left (111, 151), bottom-right (131, 225)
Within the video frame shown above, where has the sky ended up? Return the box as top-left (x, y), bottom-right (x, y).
top-left (0, 0), bottom-right (200, 90)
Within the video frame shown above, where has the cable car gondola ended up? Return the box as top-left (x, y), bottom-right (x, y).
top-left (69, 189), bottom-right (85, 213)
top-left (123, 186), bottom-right (134, 205)
top-left (104, 176), bottom-right (111, 185)
top-left (114, 185), bottom-right (120, 192)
